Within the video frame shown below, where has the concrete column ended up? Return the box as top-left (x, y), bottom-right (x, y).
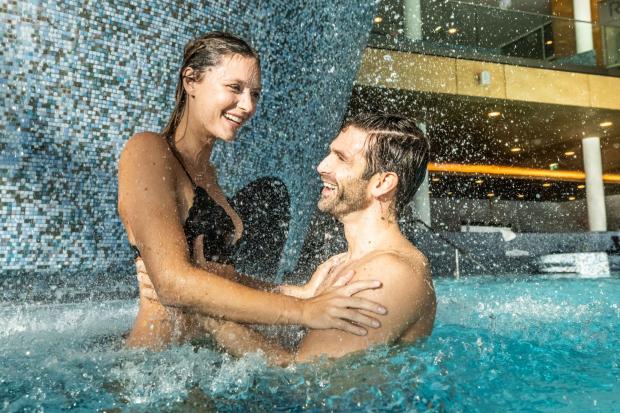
top-left (573, 0), bottom-right (594, 53)
top-left (404, 0), bottom-right (423, 42)
top-left (413, 122), bottom-right (431, 226)
top-left (582, 137), bottom-right (607, 231)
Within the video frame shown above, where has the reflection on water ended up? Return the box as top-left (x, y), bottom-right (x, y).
top-left (1, 276), bottom-right (619, 412)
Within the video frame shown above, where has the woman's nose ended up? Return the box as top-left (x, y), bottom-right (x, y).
top-left (239, 90), bottom-right (256, 114)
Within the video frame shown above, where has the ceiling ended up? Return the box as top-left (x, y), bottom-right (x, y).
top-left (349, 84), bottom-right (620, 200)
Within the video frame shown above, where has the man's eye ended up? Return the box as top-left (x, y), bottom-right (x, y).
top-left (251, 91), bottom-right (261, 99)
top-left (228, 84), bottom-right (241, 92)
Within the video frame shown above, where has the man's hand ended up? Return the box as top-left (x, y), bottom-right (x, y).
top-left (135, 258), bottom-right (159, 301)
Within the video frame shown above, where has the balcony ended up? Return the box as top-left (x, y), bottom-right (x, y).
top-left (370, 0), bottom-right (620, 76)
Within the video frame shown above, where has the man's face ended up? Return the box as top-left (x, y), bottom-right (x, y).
top-left (316, 126), bottom-right (372, 219)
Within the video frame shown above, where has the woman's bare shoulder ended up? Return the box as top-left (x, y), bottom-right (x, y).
top-left (119, 132), bottom-right (173, 167)
top-left (117, 132), bottom-right (177, 214)
top-left (122, 131), bottom-right (168, 155)
top-left (118, 131), bottom-right (176, 187)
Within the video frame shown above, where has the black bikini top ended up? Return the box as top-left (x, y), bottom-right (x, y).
top-left (131, 142), bottom-right (240, 265)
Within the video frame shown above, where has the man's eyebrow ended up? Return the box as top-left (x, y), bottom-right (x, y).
top-left (332, 147), bottom-right (350, 160)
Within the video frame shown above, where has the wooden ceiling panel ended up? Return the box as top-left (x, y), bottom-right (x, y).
top-left (349, 84), bottom-right (620, 173)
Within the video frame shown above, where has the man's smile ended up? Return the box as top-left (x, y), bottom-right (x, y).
top-left (321, 181), bottom-right (337, 197)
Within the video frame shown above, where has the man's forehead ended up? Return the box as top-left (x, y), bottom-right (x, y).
top-left (331, 126), bottom-right (368, 155)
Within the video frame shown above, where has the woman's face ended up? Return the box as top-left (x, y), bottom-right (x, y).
top-left (186, 54), bottom-right (261, 142)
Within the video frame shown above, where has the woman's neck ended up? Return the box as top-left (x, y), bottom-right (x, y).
top-left (172, 111), bottom-right (215, 168)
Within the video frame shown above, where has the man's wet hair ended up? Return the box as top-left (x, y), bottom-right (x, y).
top-left (341, 113), bottom-right (430, 217)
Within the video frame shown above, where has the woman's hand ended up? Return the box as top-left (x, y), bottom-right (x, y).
top-left (300, 280), bottom-right (387, 336)
top-left (280, 253), bottom-right (349, 299)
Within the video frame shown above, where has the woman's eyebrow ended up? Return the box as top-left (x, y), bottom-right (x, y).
top-left (224, 79), bottom-right (261, 91)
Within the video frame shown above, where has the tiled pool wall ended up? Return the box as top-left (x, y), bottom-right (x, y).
top-left (1, 1), bottom-right (376, 276)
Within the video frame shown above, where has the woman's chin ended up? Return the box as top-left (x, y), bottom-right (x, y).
top-left (217, 134), bottom-right (238, 143)
top-left (209, 127), bottom-right (237, 142)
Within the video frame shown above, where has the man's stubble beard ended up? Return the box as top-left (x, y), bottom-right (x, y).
top-left (318, 176), bottom-right (371, 220)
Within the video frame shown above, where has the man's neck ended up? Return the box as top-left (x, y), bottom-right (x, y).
top-left (340, 205), bottom-right (402, 260)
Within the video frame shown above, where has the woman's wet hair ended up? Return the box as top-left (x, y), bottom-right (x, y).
top-left (342, 113), bottom-right (430, 217)
top-left (161, 31), bottom-right (260, 140)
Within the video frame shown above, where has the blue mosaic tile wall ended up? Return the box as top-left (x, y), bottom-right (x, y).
top-left (0, 1), bottom-right (375, 276)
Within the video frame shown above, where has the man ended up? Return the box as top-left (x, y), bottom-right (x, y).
top-left (203, 113), bottom-right (436, 365)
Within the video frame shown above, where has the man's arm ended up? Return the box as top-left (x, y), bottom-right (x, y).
top-left (202, 318), bottom-right (295, 366)
top-left (295, 252), bottom-right (434, 362)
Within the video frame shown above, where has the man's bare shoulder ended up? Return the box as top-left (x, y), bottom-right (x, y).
top-left (296, 247), bottom-right (435, 361)
top-left (349, 247), bottom-right (434, 314)
top-left (354, 247), bottom-right (431, 284)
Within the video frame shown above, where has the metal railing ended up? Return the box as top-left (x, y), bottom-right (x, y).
top-left (370, 0), bottom-right (620, 74)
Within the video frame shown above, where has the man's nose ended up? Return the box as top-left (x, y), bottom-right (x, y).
top-left (317, 155), bottom-right (330, 175)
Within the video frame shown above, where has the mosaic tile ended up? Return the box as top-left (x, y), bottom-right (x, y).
top-left (0, 0), bottom-right (376, 277)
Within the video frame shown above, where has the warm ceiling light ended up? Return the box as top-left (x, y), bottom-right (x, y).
top-left (568, 196), bottom-right (576, 201)
top-left (577, 184), bottom-right (585, 189)
top-left (545, 40), bottom-right (553, 45)
top-left (517, 194), bottom-right (525, 198)
top-left (542, 182), bottom-right (552, 187)
top-left (447, 191), bottom-right (453, 195)
top-left (510, 147), bottom-right (522, 153)
top-left (600, 121), bottom-right (613, 127)
top-left (488, 111), bottom-right (501, 118)
top-left (434, 26), bottom-right (442, 32)
top-left (475, 179), bottom-right (484, 184)
top-left (487, 192), bottom-right (495, 197)
top-left (448, 27), bottom-right (458, 34)
top-left (564, 151), bottom-right (575, 156)
top-left (431, 177), bottom-right (440, 182)
top-left (374, 16), bottom-right (383, 23)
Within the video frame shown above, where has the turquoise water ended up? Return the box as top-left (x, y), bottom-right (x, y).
top-left (1, 275), bottom-right (619, 412)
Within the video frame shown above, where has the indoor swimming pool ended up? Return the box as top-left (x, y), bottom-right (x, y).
top-left (2, 274), bottom-right (618, 412)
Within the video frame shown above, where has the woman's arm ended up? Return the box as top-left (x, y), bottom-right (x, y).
top-left (118, 133), bottom-right (386, 335)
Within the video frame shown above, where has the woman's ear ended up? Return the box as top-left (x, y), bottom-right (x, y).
top-left (182, 67), bottom-right (197, 97)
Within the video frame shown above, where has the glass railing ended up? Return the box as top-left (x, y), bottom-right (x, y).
top-left (370, 0), bottom-right (620, 75)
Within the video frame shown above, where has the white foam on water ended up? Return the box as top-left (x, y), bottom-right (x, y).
top-left (0, 300), bottom-right (136, 344)
top-left (111, 347), bottom-right (269, 405)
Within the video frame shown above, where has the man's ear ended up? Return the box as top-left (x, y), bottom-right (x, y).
top-left (371, 172), bottom-right (399, 200)
top-left (182, 67), bottom-right (198, 97)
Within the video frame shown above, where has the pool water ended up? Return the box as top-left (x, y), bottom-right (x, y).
top-left (2, 275), bottom-right (619, 412)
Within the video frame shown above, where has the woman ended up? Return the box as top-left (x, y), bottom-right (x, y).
top-left (117, 32), bottom-right (387, 349)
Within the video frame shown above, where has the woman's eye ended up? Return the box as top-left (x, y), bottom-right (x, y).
top-left (228, 84), bottom-right (241, 92)
top-left (251, 92), bottom-right (261, 99)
